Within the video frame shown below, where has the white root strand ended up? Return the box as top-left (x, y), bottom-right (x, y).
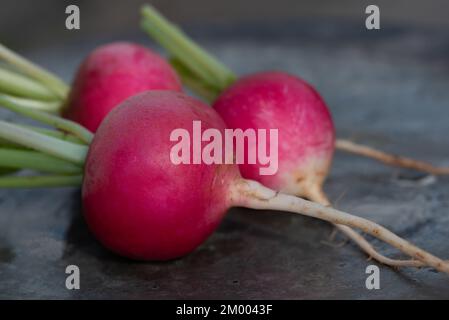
top-left (305, 186), bottom-right (430, 268)
top-left (336, 139), bottom-right (449, 175)
top-left (233, 179), bottom-right (449, 274)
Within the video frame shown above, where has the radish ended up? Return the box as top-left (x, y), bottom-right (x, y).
top-left (140, 4), bottom-right (449, 177)
top-left (0, 41), bottom-right (182, 133)
top-left (1, 90), bottom-right (447, 273)
top-left (213, 71), bottom-right (335, 199)
top-left (0, 38), bottom-right (184, 180)
top-left (203, 71), bottom-right (436, 267)
top-left (62, 42), bottom-right (182, 132)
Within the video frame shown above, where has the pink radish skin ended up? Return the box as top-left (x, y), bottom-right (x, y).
top-left (81, 91), bottom-right (449, 273)
top-left (213, 71), bottom-right (335, 199)
top-left (83, 91), bottom-right (239, 260)
top-left (63, 42), bottom-right (182, 132)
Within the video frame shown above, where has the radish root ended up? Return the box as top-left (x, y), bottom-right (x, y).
top-left (336, 139), bottom-right (449, 175)
top-left (305, 186), bottom-right (431, 268)
top-left (234, 179), bottom-right (449, 274)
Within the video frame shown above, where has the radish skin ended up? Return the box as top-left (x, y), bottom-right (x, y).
top-left (213, 72), bottom-right (335, 197)
top-left (83, 91), bottom-right (239, 260)
top-left (63, 42), bottom-right (182, 132)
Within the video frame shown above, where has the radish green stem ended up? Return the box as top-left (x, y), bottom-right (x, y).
top-left (0, 136), bottom-right (22, 149)
top-left (170, 57), bottom-right (220, 103)
top-left (0, 93), bottom-right (93, 144)
top-left (0, 125), bottom-right (83, 149)
top-left (234, 179), bottom-right (449, 273)
top-left (0, 120), bottom-right (88, 165)
top-left (0, 148), bottom-right (82, 174)
top-left (18, 124), bottom-right (84, 145)
top-left (0, 167), bottom-right (16, 175)
top-left (0, 67), bottom-right (58, 101)
top-left (141, 4), bottom-right (236, 89)
top-left (0, 174), bottom-right (82, 188)
top-left (141, 19), bottom-right (217, 86)
top-left (0, 43), bottom-right (69, 99)
top-left (0, 94), bottom-right (61, 113)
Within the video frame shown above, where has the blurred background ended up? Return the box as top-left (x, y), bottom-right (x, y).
top-left (1, 0), bottom-right (449, 49)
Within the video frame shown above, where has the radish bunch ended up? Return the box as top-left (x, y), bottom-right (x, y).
top-left (0, 90), bottom-right (448, 274)
top-left (0, 6), bottom-right (447, 275)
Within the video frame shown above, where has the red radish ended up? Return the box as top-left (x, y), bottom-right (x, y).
top-left (213, 71), bottom-right (419, 266)
top-left (63, 42), bottom-right (182, 132)
top-left (214, 71), bottom-right (334, 199)
top-left (83, 91), bottom-right (239, 259)
top-left (81, 90), bottom-right (449, 273)
top-left (213, 72), bottom-right (440, 267)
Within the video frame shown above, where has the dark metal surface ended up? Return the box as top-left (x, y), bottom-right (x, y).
top-left (1, 21), bottom-right (449, 299)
